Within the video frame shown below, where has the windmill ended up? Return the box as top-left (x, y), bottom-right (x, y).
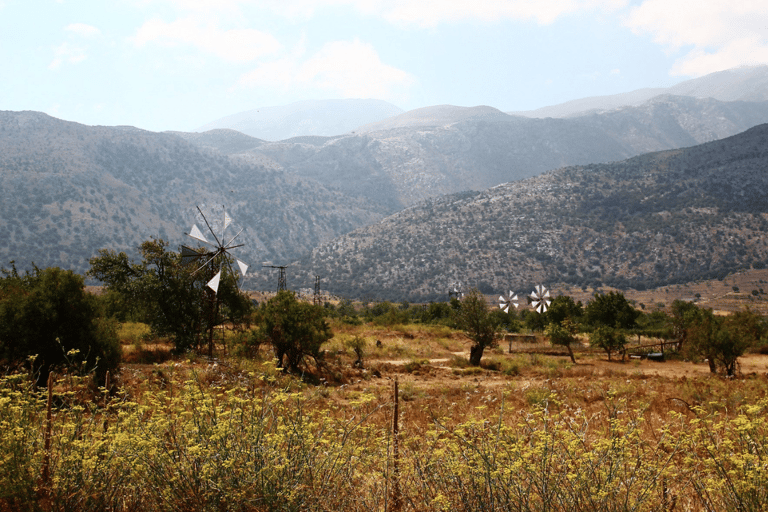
top-left (529, 285), bottom-right (552, 313)
top-left (181, 206), bottom-right (249, 357)
top-left (498, 291), bottom-right (519, 313)
top-left (448, 282), bottom-right (464, 301)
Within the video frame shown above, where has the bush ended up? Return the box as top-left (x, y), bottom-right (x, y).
top-left (256, 291), bottom-right (332, 372)
top-left (590, 326), bottom-right (627, 361)
top-left (0, 264), bottom-right (121, 385)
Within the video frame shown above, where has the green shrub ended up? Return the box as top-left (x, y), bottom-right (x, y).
top-left (0, 264), bottom-right (121, 385)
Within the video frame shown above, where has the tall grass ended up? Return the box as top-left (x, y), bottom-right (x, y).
top-left (2, 369), bottom-right (768, 511)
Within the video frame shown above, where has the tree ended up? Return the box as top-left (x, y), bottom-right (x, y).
top-left (680, 305), bottom-right (764, 376)
top-left (590, 326), bottom-right (627, 362)
top-left (585, 291), bottom-right (639, 330)
top-left (452, 289), bottom-right (500, 366)
top-left (546, 318), bottom-right (578, 364)
top-left (89, 239), bottom-right (251, 353)
top-left (0, 264), bottom-right (121, 385)
top-left (543, 295), bottom-right (584, 327)
top-left (256, 291), bottom-right (332, 372)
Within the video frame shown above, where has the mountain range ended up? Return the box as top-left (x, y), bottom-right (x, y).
top-left (513, 65), bottom-right (768, 118)
top-left (180, 94), bottom-right (768, 210)
top-left (195, 99), bottom-right (403, 141)
top-left (0, 111), bottom-right (387, 278)
top-left (3, 66), bottom-right (768, 299)
top-left (282, 124), bottom-right (768, 301)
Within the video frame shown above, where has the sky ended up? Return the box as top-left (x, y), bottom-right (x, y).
top-left (1, 0), bottom-right (767, 133)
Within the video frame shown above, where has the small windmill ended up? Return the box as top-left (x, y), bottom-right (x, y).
top-left (529, 285), bottom-right (552, 313)
top-left (182, 206), bottom-right (249, 293)
top-left (448, 282), bottom-right (464, 301)
top-left (498, 291), bottom-right (519, 313)
top-left (181, 206), bottom-right (249, 357)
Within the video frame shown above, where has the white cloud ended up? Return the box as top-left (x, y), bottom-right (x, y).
top-left (236, 38), bottom-right (415, 99)
top-left (48, 42), bottom-right (87, 70)
top-left (627, 0), bottom-right (768, 76)
top-left (65, 23), bottom-right (101, 38)
top-left (132, 16), bottom-right (281, 62)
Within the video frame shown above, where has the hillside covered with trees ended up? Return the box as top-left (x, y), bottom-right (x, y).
top-left (285, 124), bottom-right (768, 301)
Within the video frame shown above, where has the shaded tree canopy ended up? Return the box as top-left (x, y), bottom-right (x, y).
top-left (0, 264), bottom-right (120, 384)
top-left (585, 291), bottom-right (639, 330)
top-left (452, 289), bottom-right (500, 366)
top-left (682, 305), bottom-right (765, 376)
top-left (256, 290), bottom-right (332, 372)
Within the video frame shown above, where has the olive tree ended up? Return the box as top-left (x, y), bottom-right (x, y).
top-left (452, 289), bottom-right (500, 366)
top-left (256, 290), bottom-right (332, 372)
top-left (546, 318), bottom-right (578, 364)
top-left (674, 302), bottom-right (764, 376)
top-left (585, 291), bottom-right (639, 330)
top-left (0, 264), bottom-right (121, 385)
top-left (89, 239), bottom-right (251, 353)
top-left (590, 326), bottom-right (627, 361)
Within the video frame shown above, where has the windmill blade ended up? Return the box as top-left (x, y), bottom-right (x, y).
top-left (530, 285), bottom-right (551, 313)
top-left (223, 211), bottom-right (232, 232)
top-left (188, 225), bottom-right (211, 245)
top-left (236, 259), bottom-right (248, 277)
top-left (180, 245), bottom-right (206, 266)
top-left (224, 259), bottom-right (244, 293)
top-left (207, 270), bottom-right (221, 294)
top-left (197, 206), bottom-right (223, 247)
top-left (224, 227), bottom-right (245, 249)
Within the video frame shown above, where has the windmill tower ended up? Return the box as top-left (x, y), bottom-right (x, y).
top-left (263, 265), bottom-right (288, 292)
top-left (182, 206), bottom-right (249, 358)
top-left (313, 275), bottom-right (321, 305)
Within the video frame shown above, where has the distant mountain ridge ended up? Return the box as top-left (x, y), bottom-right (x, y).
top-left (196, 99), bottom-right (404, 141)
top-left (279, 124), bottom-right (768, 301)
top-left (512, 65), bottom-right (768, 118)
top-left (0, 111), bottom-right (388, 280)
top-left (181, 94), bottom-right (768, 210)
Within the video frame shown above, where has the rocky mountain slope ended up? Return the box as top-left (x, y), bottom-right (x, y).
top-left (280, 124), bottom-right (768, 302)
top-left (0, 111), bottom-right (388, 280)
top-left (179, 95), bottom-right (768, 211)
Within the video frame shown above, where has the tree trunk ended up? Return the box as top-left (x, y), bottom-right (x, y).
top-left (707, 356), bottom-right (717, 373)
top-left (469, 344), bottom-right (485, 366)
top-left (566, 344), bottom-right (576, 364)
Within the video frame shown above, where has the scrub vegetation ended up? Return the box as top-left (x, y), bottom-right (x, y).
top-left (3, 258), bottom-right (768, 510)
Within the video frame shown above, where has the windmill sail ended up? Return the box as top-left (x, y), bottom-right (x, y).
top-left (181, 245), bottom-right (204, 266)
top-left (189, 224), bottom-right (209, 244)
top-left (236, 259), bottom-right (249, 277)
top-left (207, 271), bottom-right (221, 293)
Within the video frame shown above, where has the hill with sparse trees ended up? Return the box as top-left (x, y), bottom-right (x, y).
top-left (281, 124), bottom-right (768, 301)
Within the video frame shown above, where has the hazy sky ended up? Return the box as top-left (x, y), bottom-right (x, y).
top-left (2, 0), bottom-right (767, 132)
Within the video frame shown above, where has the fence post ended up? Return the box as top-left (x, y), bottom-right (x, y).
top-left (389, 378), bottom-right (401, 512)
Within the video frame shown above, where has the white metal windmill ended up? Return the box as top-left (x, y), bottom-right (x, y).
top-left (181, 206), bottom-right (249, 294)
top-left (498, 291), bottom-right (519, 313)
top-left (448, 281), bottom-right (464, 300)
top-left (529, 285), bottom-right (552, 313)
top-left (181, 206), bottom-right (250, 357)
